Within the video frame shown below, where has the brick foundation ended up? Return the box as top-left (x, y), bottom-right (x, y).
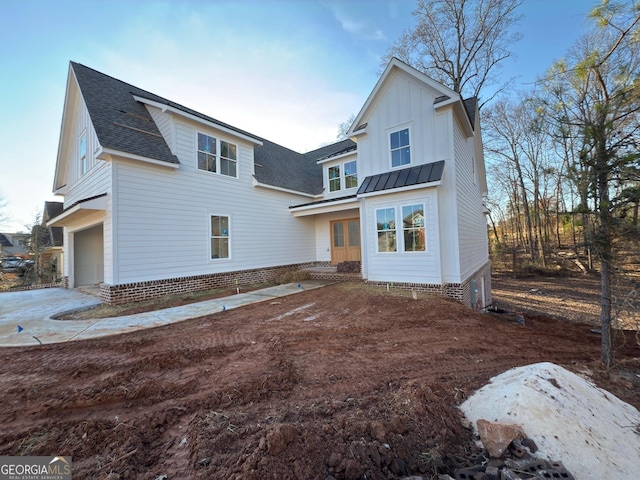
top-left (95, 263), bottom-right (316, 305)
top-left (366, 261), bottom-right (492, 310)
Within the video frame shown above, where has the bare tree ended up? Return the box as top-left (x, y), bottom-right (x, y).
top-left (383, 0), bottom-right (523, 106)
top-left (337, 114), bottom-right (356, 140)
top-left (539, 1), bottom-right (640, 366)
top-left (0, 190), bottom-right (8, 228)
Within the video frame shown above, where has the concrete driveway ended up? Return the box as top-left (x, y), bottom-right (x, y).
top-left (0, 281), bottom-right (328, 347)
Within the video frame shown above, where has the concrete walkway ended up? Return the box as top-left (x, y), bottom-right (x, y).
top-left (0, 281), bottom-right (329, 347)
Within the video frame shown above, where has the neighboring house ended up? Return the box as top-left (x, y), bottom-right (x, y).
top-left (0, 232), bottom-right (30, 258)
top-left (40, 201), bottom-right (64, 280)
top-left (48, 58), bottom-right (491, 308)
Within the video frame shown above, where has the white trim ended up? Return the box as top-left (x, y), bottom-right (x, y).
top-left (79, 130), bottom-right (87, 176)
top-left (195, 131), bottom-right (239, 179)
top-left (251, 177), bottom-right (321, 198)
top-left (133, 95), bottom-right (263, 146)
top-left (209, 213), bottom-right (231, 261)
top-left (46, 195), bottom-right (108, 227)
top-left (357, 180), bottom-right (441, 199)
top-left (316, 150), bottom-right (356, 164)
top-left (375, 206), bottom-right (397, 253)
top-left (289, 197), bottom-right (359, 217)
top-left (388, 124), bottom-right (413, 169)
top-left (96, 147), bottom-right (180, 169)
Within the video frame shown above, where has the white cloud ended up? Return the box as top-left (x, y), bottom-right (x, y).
top-left (326, 2), bottom-right (387, 41)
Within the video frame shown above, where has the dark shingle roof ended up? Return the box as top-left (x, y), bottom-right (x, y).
top-left (43, 202), bottom-right (64, 247)
top-left (254, 139), bottom-right (357, 195)
top-left (71, 62), bottom-right (179, 165)
top-left (0, 233), bottom-right (12, 247)
top-left (356, 161), bottom-right (444, 195)
top-left (71, 62), bottom-right (357, 196)
top-left (463, 97), bottom-right (477, 128)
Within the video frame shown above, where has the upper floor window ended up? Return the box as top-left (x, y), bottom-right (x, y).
top-left (344, 160), bottom-right (358, 188)
top-left (220, 141), bottom-right (237, 177)
top-left (390, 128), bottom-right (410, 168)
top-left (198, 132), bottom-right (238, 178)
top-left (328, 160), bottom-right (358, 192)
top-left (329, 165), bottom-right (340, 192)
top-left (79, 133), bottom-right (87, 175)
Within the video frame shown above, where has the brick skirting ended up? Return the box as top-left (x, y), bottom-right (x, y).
top-left (365, 261), bottom-right (492, 310)
top-left (89, 263), bottom-right (315, 305)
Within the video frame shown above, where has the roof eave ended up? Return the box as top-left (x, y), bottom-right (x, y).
top-left (133, 95), bottom-right (264, 146)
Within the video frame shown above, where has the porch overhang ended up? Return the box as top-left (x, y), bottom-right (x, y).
top-left (289, 195), bottom-right (359, 217)
top-left (47, 194), bottom-right (107, 227)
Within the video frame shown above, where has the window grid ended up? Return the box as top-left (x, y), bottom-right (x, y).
top-left (376, 207), bottom-right (396, 252)
top-left (198, 133), bottom-right (238, 178)
top-left (390, 128), bottom-right (410, 167)
top-left (210, 215), bottom-right (230, 259)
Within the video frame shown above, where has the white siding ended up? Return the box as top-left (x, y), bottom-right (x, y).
top-left (313, 209), bottom-right (360, 262)
top-left (321, 152), bottom-right (358, 200)
top-left (146, 105), bottom-right (175, 152)
top-left (111, 118), bottom-right (317, 284)
top-left (361, 189), bottom-right (441, 284)
top-left (453, 119), bottom-right (489, 281)
top-left (357, 70), bottom-right (439, 179)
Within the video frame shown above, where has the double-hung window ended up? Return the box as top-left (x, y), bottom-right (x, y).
top-left (210, 215), bottom-right (230, 259)
top-left (328, 160), bottom-right (358, 192)
top-left (376, 208), bottom-right (397, 252)
top-left (376, 203), bottom-right (426, 253)
top-left (329, 165), bottom-right (341, 192)
top-left (198, 133), bottom-right (238, 178)
top-left (402, 204), bottom-right (425, 251)
top-left (390, 128), bottom-right (410, 167)
top-left (198, 133), bottom-right (216, 173)
top-left (344, 160), bottom-right (358, 188)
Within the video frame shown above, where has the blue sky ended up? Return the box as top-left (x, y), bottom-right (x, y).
top-left (0, 0), bottom-right (593, 232)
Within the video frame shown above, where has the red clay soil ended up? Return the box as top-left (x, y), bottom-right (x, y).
top-left (0, 281), bottom-right (638, 480)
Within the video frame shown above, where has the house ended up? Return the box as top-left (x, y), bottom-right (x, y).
top-left (0, 232), bottom-right (30, 258)
top-left (39, 201), bottom-right (65, 280)
top-left (48, 58), bottom-right (491, 308)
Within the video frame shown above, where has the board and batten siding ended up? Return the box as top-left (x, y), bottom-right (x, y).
top-left (362, 188), bottom-right (441, 284)
top-left (356, 70), bottom-right (438, 179)
top-left (453, 119), bottom-right (489, 282)
top-left (111, 118), bottom-right (316, 284)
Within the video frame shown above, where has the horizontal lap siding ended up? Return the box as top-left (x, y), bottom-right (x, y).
top-left (112, 119), bottom-right (315, 284)
top-left (454, 122), bottom-right (489, 282)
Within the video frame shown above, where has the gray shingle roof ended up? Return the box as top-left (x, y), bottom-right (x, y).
top-left (71, 62), bottom-right (179, 165)
top-left (356, 161), bottom-right (444, 195)
top-left (43, 202), bottom-right (64, 247)
top-left (71, 62), bottom-right (356, 196)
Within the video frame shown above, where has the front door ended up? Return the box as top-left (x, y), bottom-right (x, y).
top-left (330, 218), bottom-right (361, 265)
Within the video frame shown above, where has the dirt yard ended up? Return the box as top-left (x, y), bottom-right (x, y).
top-left (0, 280), bottom-right (638, 480)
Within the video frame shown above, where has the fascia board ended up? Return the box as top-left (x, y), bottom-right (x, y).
top-left (97, 147), bottom-right (180, 169)
top-left (290, 199), bottom-right (359, 217)
top-left (53, 64), bottom-right (79, 192)
top-left (133, 95), bottom-right (263, 146)
top-left (252, 177), bottom-right (321, 198)
top-left (316, 151), bottom-right (357, 165)
top-left (357, 180), bottom-right (441, 199)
